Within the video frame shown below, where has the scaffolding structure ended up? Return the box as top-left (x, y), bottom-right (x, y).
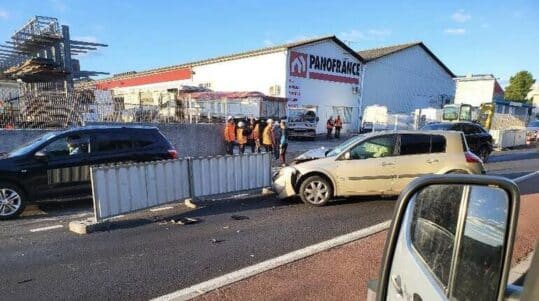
top-left (0, 16), bottom-right (108, 86)
top-left (0, 16), bottom-right (109, 128)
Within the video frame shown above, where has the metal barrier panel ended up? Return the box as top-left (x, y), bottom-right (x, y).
top-left (91, 153), bottom-right (271, 221)
top-left (192, 152), bottom-right (271, 197)
top-left (91, 159), bottom-right (190, 221)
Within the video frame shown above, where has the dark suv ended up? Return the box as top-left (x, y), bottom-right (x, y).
top-left (0, 125), bottom-right (177, 219)
top-left (421, 122), bottom-right (493, 162)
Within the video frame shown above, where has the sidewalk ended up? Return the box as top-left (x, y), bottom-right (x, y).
top-left (195, 186), bottom-right (539, 301)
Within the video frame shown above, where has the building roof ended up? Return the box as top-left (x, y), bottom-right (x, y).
top-left (89, 35), bottom-right (364, 86)
top-left (357, 41), bottom-right (455, 77)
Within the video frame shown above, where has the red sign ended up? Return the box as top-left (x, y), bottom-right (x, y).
top-left (289, 51), bottom-right (308, 78)
top-left (96, 68), bottom-right (192, 90)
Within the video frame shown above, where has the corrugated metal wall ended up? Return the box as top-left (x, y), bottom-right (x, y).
top-left (91, 153), bottom-right (271, 221)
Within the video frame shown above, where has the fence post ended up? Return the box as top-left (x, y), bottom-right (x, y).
top-left (187, 157), bottom-right (196, 201)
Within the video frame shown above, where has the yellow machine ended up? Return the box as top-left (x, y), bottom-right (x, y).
top-left (442, 104), bottom-right (473, 122)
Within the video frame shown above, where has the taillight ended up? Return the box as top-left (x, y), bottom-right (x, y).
top-left (465, 151), bottom-right (482, 163)
top-left (167, 149), bottom-right (178, 159)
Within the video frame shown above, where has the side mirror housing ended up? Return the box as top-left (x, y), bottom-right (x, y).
top-left (34, 151), bottom-right (48, 162)
top-left (376, 175), bottom-right (519, 301)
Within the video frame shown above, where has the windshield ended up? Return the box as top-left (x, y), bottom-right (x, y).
top-left (422, 123), bottom-right (453, 130)
top-left (326, 134), bottom-right (365, 157)
top-left (288, 109), bottom-right (316, 122)
top-left (8, 132), bottom-right (58, 157)
top-left (443, 106), bottom-right (459, 121)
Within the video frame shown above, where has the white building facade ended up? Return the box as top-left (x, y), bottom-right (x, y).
top-left (358, 42), bottom-right (456, 115)
top-left (454, 74), bottom-right (505, 107)
top-left (94, 36), bottom-right (364, 134)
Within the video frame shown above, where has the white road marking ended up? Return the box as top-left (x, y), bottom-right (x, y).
top-left (150, 206), bottom-right (174, 212)
top-left (513, 170), bottom-right (539, 183)
top-left (29, 224), bottom-right (64, 232)
top-left (151, 220), bottom-right (391, 301)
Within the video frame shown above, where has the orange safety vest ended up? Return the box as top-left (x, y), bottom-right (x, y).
top-left (249, 123), bottom-right (260, 140)
top-left (224, 123), bottom-right (236, 142)
top-left (237, 128), bottom-right (248, 145)
top-left (326, 119), bottom-right (334, 129)
top-left (335, 118), bottom-right (343, 128)
top-left (262, 125), bottom-right (273, 145)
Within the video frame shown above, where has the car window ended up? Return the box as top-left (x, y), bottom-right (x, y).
top-left (452, 186), bottom-right (508, 301)
top-left (530, 121), bottom-right (539, 127)
top-left (431, 135), bottom-right (446, 153)
top-left (463, 124), bottom-right (479, 134)
top-left (133, 132), bottom-right (157, 148)
top-left (94, 133), bottom-right (133, 153)
top-left (41, 134), bottom-right (90, 159)
top-left (421, 123), bottom-right (452, 131)
top-left (410, 184), bottom-right (464, 288)
top-left (348, 135), bottom-right (396, 160)
top-left (400, 134), bottom-right (430, 155)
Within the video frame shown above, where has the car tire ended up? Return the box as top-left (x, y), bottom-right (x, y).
top-left (478, 146), bottom-right (490, 163)
top-left (0, 182), bottom-right (26, 220)
top-left (299, 175), bottom-right (333, 206)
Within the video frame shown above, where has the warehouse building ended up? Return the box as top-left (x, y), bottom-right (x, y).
top-left (93, 36), bottom-right (364, 133)
top-left (358, 41), bottom-right (456, 114)
top-left (91, 37), bottom-right (457, 133)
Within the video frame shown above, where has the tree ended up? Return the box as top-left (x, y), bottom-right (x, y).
top-left (504, 71), bottom-right (535, 102)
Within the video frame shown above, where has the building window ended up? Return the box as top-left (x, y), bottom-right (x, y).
top-left (332, 106), bottom-right (353, 123)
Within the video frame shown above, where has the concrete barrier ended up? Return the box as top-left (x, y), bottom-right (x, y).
top-left (0, 123), bottom-right (226, 157)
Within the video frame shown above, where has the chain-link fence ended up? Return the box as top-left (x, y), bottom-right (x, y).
top-left (1, 83), bottom-right (287, 129)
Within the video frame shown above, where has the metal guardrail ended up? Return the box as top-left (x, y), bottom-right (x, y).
top-left (91, 153), bottom-right (271, 221)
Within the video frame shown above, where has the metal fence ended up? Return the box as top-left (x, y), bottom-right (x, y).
top-left (91, 153), bottom-right (271, 221)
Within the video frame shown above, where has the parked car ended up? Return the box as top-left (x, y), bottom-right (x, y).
top-left (273, 130), bottom-right (485, 206)
top-left (421, 122), bottom-right (493, 162)
top-left (0, 125), bottom-right (177, 220)
top-left (527, 120), bottom-right (539, 142)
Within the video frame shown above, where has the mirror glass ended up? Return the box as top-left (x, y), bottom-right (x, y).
top-left (451, 185), bottom-right (508, 301)
top-left (386, 184), bottom-right (510, 301)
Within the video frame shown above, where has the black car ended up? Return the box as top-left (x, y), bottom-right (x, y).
top-left (0, 125), bottom-right (177, 219)
top-left (421, 122), bottom-right (493, 162)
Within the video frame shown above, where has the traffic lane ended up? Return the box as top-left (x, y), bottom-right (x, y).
top-left (486, 148), bottom-right (539, 178)
top-left (0, 195), bottom-right (395, 301)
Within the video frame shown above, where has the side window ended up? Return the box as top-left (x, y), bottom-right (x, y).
top-left (94, 133), bottom-right (133, 153)
top-left (348, 135), bottom-right (396, 160)
top-left (41, 134), bottom-right (90, 159)
top-left (400, 134), bottom-right (430, 155)
top-left (463, 124), bottom-right (479, 134)
top-left (410, 184), bottom-right (464, 288)
top-left (430, 135), bottom-right (446, 153)
top-left (133, 132), bottom-right (157, 148)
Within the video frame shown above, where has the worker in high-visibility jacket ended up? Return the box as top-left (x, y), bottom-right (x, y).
top-left (236, 121), bottom-right (248, 154)
top-left (262, 118), bottom-right (275, 153)
top-left (224, 116), bottom-right (236, 155)
top-left (326, 116), bottom-right (334, 139)
top-left (247, 117), bottom-right (260, 153)
top-left (334, 115), bottom-right (343, 139)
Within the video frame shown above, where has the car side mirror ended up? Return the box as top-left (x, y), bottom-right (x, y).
top-left (376, 175), bottom-right (519, 301)
top-left (34, 151), bottom-right (48, 162)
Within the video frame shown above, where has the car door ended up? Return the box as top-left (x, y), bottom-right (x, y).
top-left (335, 134), bottom-right (397, 195)
top-left (392, 134), bottom-right (446, 193)
top-left (33, 133), bottom-right (92, 199)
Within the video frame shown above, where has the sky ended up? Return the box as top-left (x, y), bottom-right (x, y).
top-left (0, 0), bottom-right (538, 86)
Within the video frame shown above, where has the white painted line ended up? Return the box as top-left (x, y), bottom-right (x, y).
top-left (29, 224), bottom-right (64, 233)
top-left (513, 170), bottom-right (539, 183)
top-left (150, 206), bottom-right (174, 212)
top-left (152, 220), bottom-right (391, 301)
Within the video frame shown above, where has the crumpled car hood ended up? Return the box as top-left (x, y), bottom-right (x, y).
top-left (291, 147), bottom-right (328, 164)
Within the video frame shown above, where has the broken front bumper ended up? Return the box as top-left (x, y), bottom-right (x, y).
top-left (272, 167), bottom-right (298, 199)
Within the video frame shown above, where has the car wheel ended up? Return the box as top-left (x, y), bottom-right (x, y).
top-left (478, 146), bottom-right (490, 162)
top-left (0, 182), bottom-right (26, 220)
top-left (299, 175), bottom-right (333, 206)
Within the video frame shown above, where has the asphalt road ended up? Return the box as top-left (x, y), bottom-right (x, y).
top-left (1, 147), bottom-right (538, 301)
